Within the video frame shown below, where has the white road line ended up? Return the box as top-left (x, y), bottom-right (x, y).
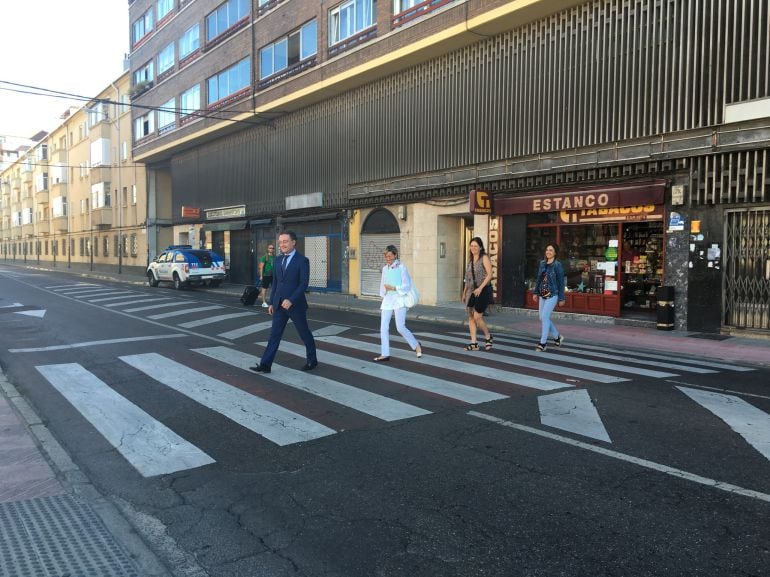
top-left (148, 305), bottom-right (223, 319)
top-left (121, 352), bottom-right (335, 445)
top-left (665, 381), bottom-right (770, 401)
top-left (318, 335), bottom-right (571, 391)
top-left (278, 341), bottom-right (507, 404)
top-left (35, 363), bottom-right (215, 477)
top-left (439, 332), bottom-right (677, 378)
top-left (678, 386), bottom-right (770, 462)
top-left (312, 325), bottom-right (351, 337)
top-left (469, 411), bottom-right (770, 504)
top-left (483, 333), bottom-right (755, 372)
top-left (0, 303), bottom-right (24, 308)
top-left (538, 389), bottom-right (612, 442)
top-left (71, 289), bottom-right (126, 297)
top-left (178, 312), bottom-right (255, 328)
top-left (123, 300), bottom-right (190, 313)
top-left (104, 298), bottom-right (167, 308)
top-left (45, 283), bottom-right (98, 289)
top-left (217, 321), bottom-right (274, 340)
top-left (195, 346), bottom-right (432, 421)
top-left (89, 293), bottom-right (141, 303)
top-left (409, 333), bottom-right (627, 383)
top-left (9, 334), bottom-right (187, 353)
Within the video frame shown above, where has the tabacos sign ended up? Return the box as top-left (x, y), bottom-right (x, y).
top-left (469, 189), bottom-right (493, 214)
top-left (558, 204), bottom-right (663, 223)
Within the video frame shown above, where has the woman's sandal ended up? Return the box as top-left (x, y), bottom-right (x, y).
top-left (373, 356), bottom-right (390, 362)
top-left (535, 343), bottom-right (547, 352)
top-left (415, 343), bottom-right (423, 358)
top-left (464, 343), bottom-right (480, 351)
top-left (484, 336), bottom-right (493, 351)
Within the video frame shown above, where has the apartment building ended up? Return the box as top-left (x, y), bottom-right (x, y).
top-left (0, 73), bottom-right (148, 275)
top-left (126, 0), bottom-right (769, 334)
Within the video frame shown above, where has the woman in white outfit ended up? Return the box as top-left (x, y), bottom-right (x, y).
top-left (374, 245), bottom-right (422, 362)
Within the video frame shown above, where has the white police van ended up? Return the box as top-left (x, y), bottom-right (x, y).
top-left (147, 245), bottom-right (226, 289)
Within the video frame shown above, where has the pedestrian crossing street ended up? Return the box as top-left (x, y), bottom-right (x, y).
top-left (26, 281), bottom-right (768, 478)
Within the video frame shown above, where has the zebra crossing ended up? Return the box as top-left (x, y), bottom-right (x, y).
top-left (28, 282), bottom-right (766, 479)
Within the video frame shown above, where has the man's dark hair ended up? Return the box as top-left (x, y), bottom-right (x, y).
top-left (282, 230), bottom-right (297, 241)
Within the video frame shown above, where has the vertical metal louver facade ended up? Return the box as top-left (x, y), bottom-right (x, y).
top-left (171, 0), bottom-right (769, 215)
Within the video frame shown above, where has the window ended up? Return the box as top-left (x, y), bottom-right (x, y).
top-left (103, 236), bottom-right (109, 257)
top-left (131, 185), bottom-right (137, 204)
top-left (157, 0), bottom-right (173, 20)
top-left (206, 0), bottom-right (249, 42)
top-left (132, 8), bottom-right (154, 44)
top-left (52, 196), bottom-right (67, 218)
top-left (158, 43), bottom-right (175, 75)
top-left (179, 24), bottom-right (200, 59)
top-left (180, 84), bottom-right (200, 116)
top-left (134, 112), bottom-right (155, 139)
top-left (260, 20), bottom-right (317, 79)
top-left (207, 58), bottom-right (250, 105)
top-left (88, 103), bottom-right (109, 127)
top-left (22, 208), bottom-right (33, 225)
top-left (35, 173), bottom-right (48, 192)
top-left (329, 0), bottom-right (375, 45)
top-left (121, 141), bottom-right (128, 161)
top-left (92, 183), bottom-right (111, 209)
top-left (158, 98), bottom-right (176, 128)
top-left (134, 61), bottom-right (154, 85)
top-left (90, 139), bottom-right (111, 167)
top-left (393, 0), bottom-right (419, 13)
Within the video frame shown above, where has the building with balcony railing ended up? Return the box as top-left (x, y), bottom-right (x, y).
top-left (0, 72), bottom-right (148, 273)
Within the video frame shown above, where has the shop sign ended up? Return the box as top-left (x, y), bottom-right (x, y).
top-left (487, 216), bottom-right (499, 300)
top-left (558, 204), bottom-right (663, 224)
top-left (181, 206), bottom-right (200, 219)
top-left (668, 211), bottom-right (685, 231)
top-left (494, 180), bottom-right (667, 215)
top-left (469, 189), bottom-right (493, 214)
top-left (205, 205), bottom-right (246, 220)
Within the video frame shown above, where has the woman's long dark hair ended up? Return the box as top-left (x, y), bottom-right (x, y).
top-left (468, 237), bottom-right (486, 262)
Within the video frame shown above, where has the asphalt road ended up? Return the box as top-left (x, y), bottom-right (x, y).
top-left (1, 266), bottom-right (769, 577)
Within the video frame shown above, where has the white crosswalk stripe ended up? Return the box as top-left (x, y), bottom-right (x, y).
top-left (123, 299), bottom-right (188, 312)
top-left (217, 320), bottom-right (273, 340)
top-left (104, 298), bottom-right (164, 308)
top-left (477, 333), bottom-right (719, 374)
top-left (35, 363), bottom-right (215, 477)
top-left (678, 386), bottom-right (770, 461)
top-left (410, 333), bottom-right (628, 383)
top-left (178, 311), bottom-right (255, 328)
top-left (316, 335), bottom-right (571, 390)
top-left (277, 341), bottom-right (507, 404)
top-left (120, 352), bottom-right (336, 445)
top-left (88, 293), bottom-right (141, 303)
top-left (194, 346), bottom-right (432, 421)
top-left (431, 332), bottom-right (677, 378)
top-left (148, 305), bottom-right (223, 319)
top-left (539, 389), bottom-right (612, 442)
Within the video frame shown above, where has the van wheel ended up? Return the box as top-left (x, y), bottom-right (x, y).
top-left (209, 280), bottom-right (221, 287)
top-left (147, 272), bottom-right (159, 287)
top-left (173, 273), bottom-right (185, 290)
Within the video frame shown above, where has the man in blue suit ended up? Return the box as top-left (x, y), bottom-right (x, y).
top-left (251, 231), bottom-right (318, 373)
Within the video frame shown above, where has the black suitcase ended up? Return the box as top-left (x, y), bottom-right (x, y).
top-left (240, 285), bottom-right (259, 306)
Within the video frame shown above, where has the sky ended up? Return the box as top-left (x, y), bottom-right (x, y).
top-left (0, 1), bottom-right (129, 140)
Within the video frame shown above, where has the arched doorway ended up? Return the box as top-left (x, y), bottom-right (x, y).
top-left (360, 209), bottom-right (401, 296)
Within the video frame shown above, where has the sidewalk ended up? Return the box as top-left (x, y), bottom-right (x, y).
top-left (0, 262), bottom-right (768, 575)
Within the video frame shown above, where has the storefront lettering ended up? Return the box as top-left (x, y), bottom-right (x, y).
top-left (558, 204), bottom-right (659, 224)
top-left (487, 216), bottom-right (499, 299)
top-left (533, 193), bottom-right (610, 212)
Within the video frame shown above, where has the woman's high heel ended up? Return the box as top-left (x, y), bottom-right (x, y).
top-left (415, 343), bottom-right (422, 358)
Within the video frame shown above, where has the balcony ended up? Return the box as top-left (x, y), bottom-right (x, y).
top-left (21, 168), bottom-right (33, 184)
top-left (22, 223), bottom-right (34, 237)
top-left (91, 207), bottom-right (113, 228)
top-left (90, 122), bottom-right (112, 140)
top-left (36, 190), bottom-right (50, 204)
top-left (11, 177), bottom-right (21, 190)
top-left (52, 216), bottom-right (68, 232)
top-left (50, 180), bottom-right (67, 197)
top-left (51, 148), bottom-right (68, 164)
top-left (90, 166), bottom-right (112, 185)
top-left (36, 221), bottom-right (50, 235)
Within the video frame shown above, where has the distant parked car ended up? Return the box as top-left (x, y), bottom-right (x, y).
top-left (147, 245), bottom-right (226, 289)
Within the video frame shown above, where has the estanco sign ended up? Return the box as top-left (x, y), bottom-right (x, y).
top-left (494, 180), bottom-right (667, 215)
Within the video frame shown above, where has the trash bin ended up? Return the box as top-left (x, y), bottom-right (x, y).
top-left (656, 286), bottom-right (675, 330)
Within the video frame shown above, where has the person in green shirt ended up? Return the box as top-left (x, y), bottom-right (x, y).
top-left (258, 244), bottom-right (275, 307)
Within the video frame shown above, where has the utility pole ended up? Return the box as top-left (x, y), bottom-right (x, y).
top-left (110, 81), bottom-right (123, 274)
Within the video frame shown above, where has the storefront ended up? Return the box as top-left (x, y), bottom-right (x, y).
top-left (495, 180), bottom-right (668, 317)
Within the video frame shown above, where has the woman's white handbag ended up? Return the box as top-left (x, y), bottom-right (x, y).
top-left (403, 285), bottom-right (420, 308)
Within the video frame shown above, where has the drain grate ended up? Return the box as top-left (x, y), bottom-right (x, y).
top-left (687, 332), bottom-right (731, 341)
top-left (0, 493), bottom-right (139, 577)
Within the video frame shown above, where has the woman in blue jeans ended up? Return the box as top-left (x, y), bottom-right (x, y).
top-left (533, 244), bottom-right (566, 351)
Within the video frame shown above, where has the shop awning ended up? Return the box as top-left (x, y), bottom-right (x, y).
top-left (201, 220), bottom-right (248, 232)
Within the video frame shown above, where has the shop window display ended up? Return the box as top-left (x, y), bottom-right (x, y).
top-left (621, 222), bottom-right (664, 312)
